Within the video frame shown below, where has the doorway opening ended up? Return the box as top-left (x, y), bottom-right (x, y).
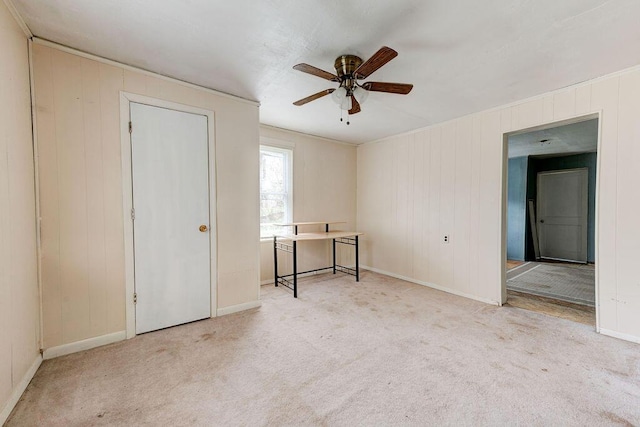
top-left (504, 116), bottom-right (598, 325)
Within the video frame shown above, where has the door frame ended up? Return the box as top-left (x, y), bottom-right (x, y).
top-left (120, 92), bottom-right (217, 339)
top-left (501, 111), bottom-right (601, 331)
top-left (537, 168), bottom-right (589, 263)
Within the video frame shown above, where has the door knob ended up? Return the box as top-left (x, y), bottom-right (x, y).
top-left (199, 225), bottom-right (208, 232)
top-left (540, 219), bottom-right (544, 223)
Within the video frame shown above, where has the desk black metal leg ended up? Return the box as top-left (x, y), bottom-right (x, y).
top-left (273, 236), bottom-right (278, 287)
top-left (355, 235), bottom-right (359, 282)
top-left (293, 241), bottom-right (298, 298)
top-left (332, 238), bottom-right (336, 274)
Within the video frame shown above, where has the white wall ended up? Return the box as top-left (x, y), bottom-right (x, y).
top-left (259, 126), bottom-right (357, 283)
top-left (358, 67), bottom-right (640, 342)
top-left (31, 41), bottom-right (260, 350)
top-left (0, 1), bottom-right (41, 422)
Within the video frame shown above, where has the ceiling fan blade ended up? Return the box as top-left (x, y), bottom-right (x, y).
top-left (293, 63), bottom-right (339, 81)
top-left (293, 89), bottom-right (335, 106)
top-left (362, 81), bottom-right (413, 95)
top-left (354, 46), bottom-right (398, 79)
top-left (348, 95), bottom-right (361, 115)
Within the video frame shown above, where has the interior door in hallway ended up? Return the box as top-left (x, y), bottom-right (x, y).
top-left (130, 102), bottom-right (211, 334)
top-left (537, 168), bottom-right (588, 263)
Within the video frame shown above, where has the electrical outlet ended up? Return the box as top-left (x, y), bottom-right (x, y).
top-left (444, 235), bottom-right (449, 243)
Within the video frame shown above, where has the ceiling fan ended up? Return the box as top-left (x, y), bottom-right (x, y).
top-left (292, 46), bottom-right (413, 122)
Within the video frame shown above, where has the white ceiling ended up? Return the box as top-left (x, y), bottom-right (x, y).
top-left (12, 0), bottom-right (640, 144)
top-left (508, 119), bottom-right (598, 158)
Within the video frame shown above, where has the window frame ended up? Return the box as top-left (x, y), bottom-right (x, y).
top-left (259, 144), bottom-right (293, 239)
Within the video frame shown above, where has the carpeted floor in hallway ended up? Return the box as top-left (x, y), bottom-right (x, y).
top-left (7, 271), bottom-right (640, 426)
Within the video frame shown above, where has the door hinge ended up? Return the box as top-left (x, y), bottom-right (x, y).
top-left (133, 293), bottom-right (137, 304)
top-left (131, 208), bottom-right (135, 221)
top-left (129, 121), bottom-right (132, 134)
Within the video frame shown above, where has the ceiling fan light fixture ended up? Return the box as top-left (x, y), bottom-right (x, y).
top-left (352, 86), bottom-right (369, 105)
top-left (331, 86), bottom-right (347, 104)
top-left (340, 94), bottom-right (352, 111)
top-left (331, 86), bottom-right (352, 110)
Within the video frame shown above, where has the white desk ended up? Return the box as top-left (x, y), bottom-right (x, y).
top-left (275, 221), bottom-right (346, 235)
top-left (273, 222), bottom-right (362, 298)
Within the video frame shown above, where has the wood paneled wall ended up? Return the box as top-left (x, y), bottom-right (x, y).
top-left (32, 42), bottom-right (260, 349)
top-left (0, 1), bottom-right (40, 419)
top-left (358, 68), bottom-right (640, 341)
top-left (259, 126), bottom-right (357, 283)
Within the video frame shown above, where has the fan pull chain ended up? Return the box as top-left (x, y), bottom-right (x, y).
top-left (339, 110), bottom-right (350, 125)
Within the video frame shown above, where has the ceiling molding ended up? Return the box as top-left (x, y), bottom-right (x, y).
top-left (3, 0), bottom-right (32, 38)
top-left (32, 37), bottom-right (261, 107)
top-left (260, 124), bottom-right (357, 147)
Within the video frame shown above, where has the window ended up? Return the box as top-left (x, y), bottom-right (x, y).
top-left (260, 145), bottom-right (292, 238)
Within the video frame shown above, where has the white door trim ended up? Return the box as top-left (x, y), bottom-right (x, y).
top-left (120, 92), bottom-right (217, 339)
top-left (501, 111), bottom-right (602, 331)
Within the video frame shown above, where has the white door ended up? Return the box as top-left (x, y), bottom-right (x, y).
top-left (130, 102), bottom-right (211, 334)
top-left (537, 169), bottom-right (588, 263)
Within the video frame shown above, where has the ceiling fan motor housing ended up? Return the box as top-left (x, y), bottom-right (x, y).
top-left (334, 55), bottom-right (363, 91)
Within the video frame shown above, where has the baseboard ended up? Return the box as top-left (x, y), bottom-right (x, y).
top-left (43, 330), bottom-right (126, 360)
top-left (0, 354), bottom-right (42, 425)
top-left (599, 328), bottom-right (640, 344)
top-left (217, 300), bottom-right (262, 316)
top-left (361, 265), bottom-right (501, 306)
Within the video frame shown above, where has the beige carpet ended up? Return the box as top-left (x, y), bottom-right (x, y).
top-left (7, 271), bottom-right (640, 426)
